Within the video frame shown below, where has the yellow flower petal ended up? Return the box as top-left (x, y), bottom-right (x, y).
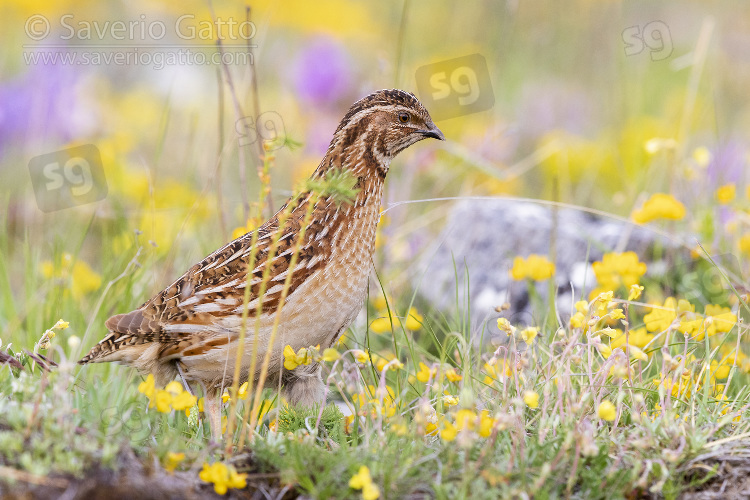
top-left (632, 193), bottom-right (686, 224)
top-left (440, 420), bottom-right (457, 442)
top-left (716, 184), bottom-right (736, 205)
top-left (628, 284), bottom-right (644, 301)
top-left (598, 400), bottom-right (616, 421)
top-left (523, 390), bottom-right (539, 409)
top-left (520, 327), bottom-right (539, 344)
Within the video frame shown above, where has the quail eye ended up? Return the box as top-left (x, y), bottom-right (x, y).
top-left (398, 112), bottom-right (410, 123)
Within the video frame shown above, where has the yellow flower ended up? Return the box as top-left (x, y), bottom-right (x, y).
top-left (455, 409), bottom-right (479, 431)
top-left (520, 327), bottom-right (539, 344)
top-left (71, 261), bottom-right (102, 298)
top-left (370, 317), bottom-right (394, 334)
top-left (283, 345), bottom-right (299, 370)
top-left (172, 390), bottom-right (197, 412)
top-left (483, 362), bottom-right (497, 384)
top-left (353, 349), bottom-right (370, 364)
top-left (37, 330), bottom-right (53, 350)
top-left (373, 354), bottom-right (388, 372)
top-left (598, 327), bottom-right (618, 338)
top-left (628, 345), bottom-right (648, 362)
top-left (510, 254), bottom-right (555, 281)
top-left (322, 348), bottom-right (340, 362)
top-left (654, 371), bottom-right (702, 399)
top-left (256, 399), bottom-right (275, 423)
top-left (510, 256), bottom-right (527, 281)
top-left (597, 343), bottom-right (612, 359)
top-left (569, 312), bottom-right (586, 329)
top-left (445, 368), bottom-right (463, 382)
top-left (483, 361), bottom-right (512, 384)
top-left (404, 308), bottom-right (423, 331)
top-left (741, 235), bottom-right (750, 256)
top-left (154, 390), bottom-right (172, 413)
top-left (387, 358), bottom-right (404, 371)
top-left (53, 319), bottom-right (69, 329)
top-left (598, 400), bottom-right (616, 421)
top-left (711, 360), bottom-right (731, 380)
top-left (231, 217), bottom-right (259, 240)
top-left (362, 483), bottom-right (380, 500)
top-left (138, 374), bottom-right (156, 400)
top-left (238, 382), bottom-right (249, 399)
top-left (416, 362), bottom-right (435, 383)
top-left (692, 146), bottom-right (712, 167)
top-left (523, 390), bottom-right (539, 409)
top-left (349, 466), bottom-right (380, 500)
top-left (716, 184), bottom-right (736, 205)
top-left (164, 452), bottom-right (185, 473)
top-left (283, 345), bottom-right (312, 370)
top-left (611, 327), bottom-right (653, 350)
top-left (595, 290), bottom-right (615, 306)
top-left (443, 394), bottom-right (459, 407)
top-left (440, 420), bottom-right (457, 442)
top-left (632, 193), bottom-right (686, 224)
top-left (352, 385), bottom-right (397, 419)
top-left (296, 347), bottom-right (310, 365)
top-left (423, 421), bottom-right (438, 436)
top-left (608, 309), bottom-right (625, 321)
top-left (41, 253), bottom-right (102, 299)
top-left (165, 381), bottom-right (183, 396)
top-left (693, 304), bottom-right (737, 341)
top-left (390, 422), bottom-right (407, 436)
top-left (199, 462), bottom-right (247, 495)
top-left (372, 295), bottom-right (389, 311)
top-left (643, 297), bottom-right (694, 333)
top-left (591, 252), bottom-right (647, 296)
top-left (496, 317), bottom-right (516, 335)
top-left (478, 411), bottom-right (496, 438)
top-left (628, 284), bottom-right (644, 301)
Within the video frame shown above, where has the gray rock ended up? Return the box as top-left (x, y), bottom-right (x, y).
top-left (417, 199), bottom-right (685, 330)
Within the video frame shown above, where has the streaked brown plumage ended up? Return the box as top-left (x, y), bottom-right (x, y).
top-left (79, 89), bottom-right (444, 438)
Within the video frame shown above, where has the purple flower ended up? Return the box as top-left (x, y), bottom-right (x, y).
top-left (290, 36), bottom-right (353, 108)
top-left (515, 82), bottom-right (595, 138)
top-left (707, 140), bottom-right (746, 185)
top-left (0, 62), bottom-right (90, 154)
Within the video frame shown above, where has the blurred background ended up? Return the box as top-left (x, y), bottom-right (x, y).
top-left (1, 0), bottom-right (749, 338)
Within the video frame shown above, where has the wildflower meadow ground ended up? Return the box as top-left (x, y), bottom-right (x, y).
top-left (2, 1), bottom-right (750, 499)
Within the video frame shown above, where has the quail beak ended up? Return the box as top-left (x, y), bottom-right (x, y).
top-left (418, 124), bottom-right (445, 141)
